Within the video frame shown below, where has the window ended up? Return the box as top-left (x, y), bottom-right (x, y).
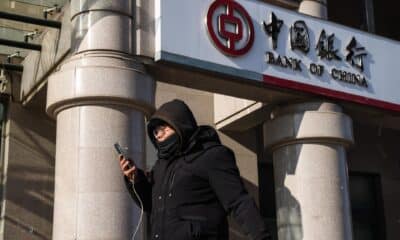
top-left (349, 173), bottom-right (386, 240)
top-left (258, 164), bottom-right (386, 240)
top-left (373, 0), bottom-right (400, 41)
top-left (258, 161), bottom-right (277, 240)
top-left (328, 0), bottom-right (400, 41)
top-left (328, 0), bottom-right (374, 32)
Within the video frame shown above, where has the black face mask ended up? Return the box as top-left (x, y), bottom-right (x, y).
top-left (157, 133), bottom-right (180, 160)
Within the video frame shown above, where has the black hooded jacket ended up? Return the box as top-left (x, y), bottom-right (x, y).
top-left (125, 99), bottom-right (271, 240)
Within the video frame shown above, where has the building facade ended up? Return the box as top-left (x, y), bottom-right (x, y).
top-left (0, 0), bottom-right (399, 239)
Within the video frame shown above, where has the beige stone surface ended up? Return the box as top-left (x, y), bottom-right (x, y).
top-left (135, 0), bottom-right (155, 57)
top-left (52, 105), bottom-right (145, 240)
top-left (71, 12), bottom-right (133, 54)
top-left (214, 94), bottom-right (257, 124)
top-left (36, 28), bottom-right (59, 83)
top-left (20, 51), bottom-right (41, 98)
top-left (2, 102), bottom-right (56, 240)
top-left (70, 0), bottom-right (133, 55)
top-left (70, 0), bottom-right (133, 17)
top-left (55, 3), bottom-right (71, 62)
top-left (155, 82), bottom-right (214, 125)
top-left (19, 3), bottom-right (70, 104)
top-left (76, 193), bottom-right (136, 239)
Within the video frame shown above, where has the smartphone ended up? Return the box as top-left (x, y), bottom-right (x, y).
top-left (114, 142), bottom-right (135, 168)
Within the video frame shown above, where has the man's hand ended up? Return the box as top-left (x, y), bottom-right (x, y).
top-left (118, 155), bottom-right (137, 182)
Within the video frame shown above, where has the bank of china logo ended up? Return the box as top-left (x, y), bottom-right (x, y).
top-left (206, 0), bottom-right (254, 56)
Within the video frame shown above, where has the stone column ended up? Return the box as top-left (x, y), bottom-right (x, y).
top-left (263, 102), bottom-right (354, 240)
top-left (46, 1), bottom-right (155, 239)
top-left (299, 0), bottom-right (328, 19)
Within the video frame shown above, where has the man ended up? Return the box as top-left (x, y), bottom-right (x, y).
top-left (118, 99), bottom-right (271, 240)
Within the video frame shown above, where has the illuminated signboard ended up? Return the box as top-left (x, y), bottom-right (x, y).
top-left (155, 0), bottom-right (400, 111)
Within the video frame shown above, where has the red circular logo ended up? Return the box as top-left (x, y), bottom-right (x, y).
top-left (206, 0), bottom-right (255, 56)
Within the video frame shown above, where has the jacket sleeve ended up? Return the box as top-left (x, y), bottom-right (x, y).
top-left (124, 168), bottom-right (152, 213)
top-left (205, 146), bottom-right (271, 240)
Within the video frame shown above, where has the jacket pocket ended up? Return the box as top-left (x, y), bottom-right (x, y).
top-left (180, 216), bottom-right (207, 240)
top-left (189, 219), bottom-right (203, 240)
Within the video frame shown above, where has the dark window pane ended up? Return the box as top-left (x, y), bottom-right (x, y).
top-left (349, 173), bottom-right (386, 240)
top-left (373, 0), bottom-right (400, 41)
top-left (328, 0), bottom-right (369, 31)
top-left (258, 162), bottom-right (277, 239)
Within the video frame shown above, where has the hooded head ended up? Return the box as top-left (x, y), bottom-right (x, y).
top-left (147, 99), bottom-right (198, 151)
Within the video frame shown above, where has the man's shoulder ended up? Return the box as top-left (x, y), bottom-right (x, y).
top-left (197, 144), bottom-right (235, 164)
top-left (203, 143), bottom-right (233, 155)
top-left (183, 142), bottom-right (234, 164)
top-left (196, 144), bottom-right (238, 171)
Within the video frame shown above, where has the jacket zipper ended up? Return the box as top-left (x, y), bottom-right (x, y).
top-left (160, 160), bottom-right (177, 240)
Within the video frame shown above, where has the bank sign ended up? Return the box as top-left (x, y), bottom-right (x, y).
top-left (155, 0), bottom-right (400, 111)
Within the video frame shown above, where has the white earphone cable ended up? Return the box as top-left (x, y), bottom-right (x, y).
top-left (130, 181), bottom-right (144, 240)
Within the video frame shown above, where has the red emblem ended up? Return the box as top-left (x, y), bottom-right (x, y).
top-left (206, 0), bottom-right (255, 56)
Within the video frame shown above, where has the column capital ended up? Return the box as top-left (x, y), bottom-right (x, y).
top-left (299, 0), bottom-right (328, 19)
top-left (46, 51), bottom-right (155, 118)
top-left (300, 0), bottom-right (327, 6)
top-left (263, 102), bottom-right (353, 150)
